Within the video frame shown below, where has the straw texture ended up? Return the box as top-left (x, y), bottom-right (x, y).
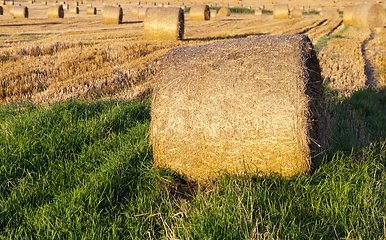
top-left (102, 6), bottom-right (122, 24)
top-left (144, 7), bottom-right (184, 41)
top-left (254, 9), bottom-right (262, 16)
top-left (273, 4), bottom-right (289, 19)
top-left (343, 5), bottom-right (355, 25)
top-left (320, 9), bottom-right (339, 18)
top-left (189, 4), bottom-right (210, 21)
top-left (132, 6), bottom-right (140, 16)
top-left (150, 34), bottom-right (328, 180)
top-left (218, 7), bottom-right (231, 16)
top-left (42, 1), bottom-right (47, 5)
top-left (137, 6), bottom-right (147, 19)
top-left (210, 8), bottom-right (216, 19)
top-left (13, 5), bottom-right (28, 18)
top-left (0, 6), bottom-right (3, 15)
top-left (70, 6), bottom-right (79, 14)
top-left (291, 8), bottom-right (302, 18)
top-left (87, 6), bottom-right (96, 14)
top-left (351, 3), bottom-right (385, 29)
top-left (47, 5), bottom-right (64, 18)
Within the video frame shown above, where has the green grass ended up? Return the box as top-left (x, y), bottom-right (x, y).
top-left (1, 86), bottom-right (386, 239)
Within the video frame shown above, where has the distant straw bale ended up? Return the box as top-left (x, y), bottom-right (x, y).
top-left (259, 5), bottom-right (264, 9)
top-left (72, 1), bottom-right (78, 6)
top-left (0, 6), bottom-right (3, 14)
top-left (47, 4), bottom-right (64, 18)
top-left (150, 34), bottom-right (328, 180)
top-left (210, 8), bottom-right (216, 18)
top-left (343, 5), bottom-right (355, 25)
top-left (273, 4), bottom-right (289, 19)
top-left (131, 6), bottom-right (141, 16)
top-left (70, 6), bottom-right (79, 14)
top-left (144, 7), bottom-right (184, 41)
top-left (137, 6), bottom-right (147, 19)
top-left (87, 6), bottom-right (96, 14)
top-left (102, 6), bottom-right (122, 24)
top-left (320, 9), bottom-right (339, 18)
top-left (28, 0), bottom-right (34, 4)
top-left (9, 5), bottom-right (14, 15)
top-left (42, 1), bottom-right (47, 5)
top-left (291, 8), bottom-right (302, 18)
top-left (254, 8), bottom-right (262, 16)
top-left (7, 0), bottom-right (13, 5)
top-left (189, 4), bottom-right (210, 21)
top-left (218, 7), bottom-right (231, 16)
top-left (87, 3), bottom-right (92, 6)
top-left (351, 3), bottom-right (385, 29)
top-left (13, 5), bottom-right (28, 17)
top-left (62, 3), bottom-right (68, 9)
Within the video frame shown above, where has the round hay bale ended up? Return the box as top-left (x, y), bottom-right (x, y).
top-left (137, 6), bottom-right (147, 19)
top-left (86, 3), bottom-right (92, 6)
top-left (72, 1), bottom-right (78, 6)
top-left (62, 3), bottom-right (68, 9)
top-left (28, 0), bottom-right (34, 4)
top-left (254, 8), bottom-right (262, 16)
top-left (343, 5), bottom-right (355, 25)
top-left (210, 8), bottom-right (216, 18)
top-left (273, 4), bottom-right (289, 19)
top-left (87, 6), bottom-right (96, 14)
top-left (13, 5), bottom-right (28, 17)
top-left (47, 5), bottom-right (64, 18)
top-left (102, 2), bottom-right (107, 6)
top-left (218, 7), bottom-right (230, 16)
top-left (351, 3), bottom-right (385, 29)
top-left (320, 9), bottom-right (339, 18)
top-left (42, 1), bottom-right (47, 5)
top-left (9, 5), bottom-right (14, 15)
top-left (259, 5), bottom-right (264, 9)
top-left (59, 1), bottom-right (65, 4)
top-left (131, 6), bottom-right (141, 16)
top-left (0, 6), bottom-right (3, 15)
top-left (102, 6), bottom-right (122, 24)
top-left (189, 4), bottom-right (210, 21)
top-left (69, 6), bottom-right (79, 14)
top-left (150, 34), bottom-right (328, 180)
top-left (291, 8), bottom-right (302, 18)
top-left (2, 4), bottom-right (7, 12)
top-left (144, 7), bottom-right (184, 41)
top-left (7, 0), bottom-right (13, 5)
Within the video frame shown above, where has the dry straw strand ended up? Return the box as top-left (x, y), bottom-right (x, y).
top-left (150, 34), bottom-right (328, 180)
top-left (47, 4), bottom-right (64, 18)
top-left (210, 8), bottom-right (216, 19)
top-left (254, 8), bottom-right (262, 16)
top-left (351, 3), bottom-right (385, 29)
top-left (137, 6), bottom-right (147, 19)
top-left (291, 8), bottom-right (302, 18)
top-left (13, 5), bottom-right (28, 18)
top-left (343, 5), bottom-right (355, 25)
top-left (218, 7), bottom-right (231, 16)
top-left (102, 6), bottom-right (123, 24)
top-left (70, 6), bottom-right (79, 14)
top-left (87, 6), bottom-right (96, 14)
top-left (273, 4), bottom-right (289, 19)
top-left (189, 4), bottom-right (210, 21)
top-left (144, 7), bottom-right (184, 41)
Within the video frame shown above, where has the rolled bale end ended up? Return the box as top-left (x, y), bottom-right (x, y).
top-left (150, 34), bottom-right (328, 181)
top-left (47, 5), bottom-right (64, 18)
top-left (42, 1), bottom-right (47, 5)
top-left (254, 8), bottom-right (262, 16)
top-left (273, 4), bottom-right (289, 19)
top-left (218, 7), bottom-right (230, 16)
top-left (137, 6), bottom-right (147, 19)
top-left (290, 8), bottom-right (302, 18)
top-left (189, 4), bottom-right (210, 21)
top-left (352, 3), bottom-right (386, 29)
top-left (210, 8), bottom-right (216, 19)
top-left (69, 6), bottom-right (79, 14)
top-left (0, 6), bottom-right (3, 15)
top-left (13, 6), bottom-right (28, 18)
top-left (87, 6), bottom-right (96, 14)
top-left (102, 6), bottom-right (123, 24)
top-left (131, 6), bottom-right (141, 16)
top-left (343, 5), bottom-right (355, 25)
top-left (72, 2), bottom-right (78, 6)
top-left (144, 7), bottom-right (184, 41)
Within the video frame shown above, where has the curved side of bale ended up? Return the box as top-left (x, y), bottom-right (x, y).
top-left (210, 8), bottom-right (216, 19)
top-left (218, 7), bottom-right (231, 16)
top-left (150, 34), bottom-right (328, 180)
top-left (42, 1), bottom-right (47, 5)
top-left (137, 6), bottom-right (147, 19)
top-left (144, 7), bottom-right (184, 41)
top-left (273, 4), bottom-right (289, 19)
top-left (69, 6), bottom-right (79, 14)
top-left (189, 4), bottom-right (210, 21)
top-left (0, 6), bottom-right (3, 15)
top-left (254, 9), bottom-right (262, 16)
top-left (102, 6), bottom-right (122, 24)
top-left (343, 5), bottom-right (355, 25)
top-left (86, 6), bottom-right (96, 14)
top-left (47, 5), bottom-right (64, 18)
top-left (131, 6), bottom-right (140, 16)
top-left (352, 3), bottom-right (385, 29)
top-left (291, 8), bottom-right (302, 18)
top-left (13, 6), bottom-right (28, 18)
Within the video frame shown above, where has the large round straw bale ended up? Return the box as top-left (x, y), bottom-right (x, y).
top-left (87, 6), bottom-right (96, 14)
top-left (291, 8), bottom-right (302, 18)
top-left (137, 6), bottom-right (147, 19)
top-left (47, 5), bottom-right (64, 18)
top-left (254, 8), bottom-right (262, 16)
top-left (132, 6), bottom-right (141, 16)
top-left (102, 6), bottom-right (122, 24)
top-left (351, 3), bottom-right (385, 29)
top-left (42, 1), bottom-right (47, 5)
top-left (189, 4), bottom-right (210, 21)
top-left (343, 5), bottom-right (355, 25)
top-left (144, 7), bottom-right (184, 41)
top-left (150, 34), bottom-right (328, 180)
top-left (273, 4), bottom-right (289, 19)
top-left (210, 8), bottom-right (216, 18)
top-left (13, 6), bottom-right (28, 17)
top-left (218, 7), bottom-right (230, 16)
top-left (70, 6), bottom-right (79, 14)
